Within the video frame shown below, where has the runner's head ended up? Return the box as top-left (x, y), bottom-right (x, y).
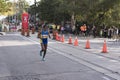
top-left (43, 24), bottom-right (48, 30)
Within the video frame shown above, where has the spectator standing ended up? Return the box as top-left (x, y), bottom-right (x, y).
top-left (61, 26), bottom-right (64, 34)
top-left (103, 26), bottom-right (108, 38)
top-left (108, 27), bottom-right (113, 39)
top-left (100, 29), bottom-right (103, 38)
top-left (92, 25), bottom-right (97, 38)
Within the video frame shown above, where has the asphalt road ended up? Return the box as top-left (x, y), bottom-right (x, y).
top-left (0, 32), bottom-right (117, 80)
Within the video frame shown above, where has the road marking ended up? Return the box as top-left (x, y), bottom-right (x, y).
top-left (19, 35), bottom-right (39, 44)
top-left (110, 60), bottom-right (118, 62)
top-left (102, 76), bottom-right (111, 80)
top-left (97, 56), bottom-right (104, 58)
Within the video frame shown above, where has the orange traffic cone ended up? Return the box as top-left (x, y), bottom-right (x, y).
top-left (58, 35), bottom-right (60, 41)
top-left (85, 39), bottom-right (90, 49)
top-left (68, 36), bottom-right (72, 44)
top-left (74, 37), bottom-right (78, 46)
top-left (61, 35), bottom-right (65, 42)
top-left (101, 40), bottom-right (108, 53)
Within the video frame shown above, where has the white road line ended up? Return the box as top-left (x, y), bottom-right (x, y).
top-left (19, 35), bottom-right (39, 44)
top-left (97, 56), bottom-right (105, 58)
top-left (109, 60), bottom-right (119, 63)
top-left (102, 76), bottom-right (111, 80)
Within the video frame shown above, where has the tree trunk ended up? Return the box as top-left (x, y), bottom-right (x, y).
top-left (71, 12), bottom-right (76, 32)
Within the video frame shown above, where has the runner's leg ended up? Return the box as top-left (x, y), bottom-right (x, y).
top-left (42, 44), bottom-right (47, 59)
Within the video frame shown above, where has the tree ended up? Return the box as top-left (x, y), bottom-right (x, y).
top-left (29, 0), bottom-right (120, 28)
top-left (0, 0), bottom-right (12, 14)
top-left (38, 0), bottom-right (62, 23)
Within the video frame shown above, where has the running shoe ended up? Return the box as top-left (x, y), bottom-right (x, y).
top-left (40, 51), bottom-right (42, 56)
top-left (42, 58), bottom-right (45, 61)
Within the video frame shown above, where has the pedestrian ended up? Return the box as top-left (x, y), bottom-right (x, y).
top-left (103, 26), bottom-right (108, 38)
top-left (113, 26), bottom-right (119, 41)
top-left (92, 25), bottom-right (97, 38)
top-left (108, 27), bottom-right (113, 39)
top-left (40, 24), bottom-right (51, 61)
top-left (61, 26), bottom-right (64, 34)
top-left (80, 24), bottom-right (87, 37)
top-left (100, 29), bottom-right (103, 38)
top-left (86, 25), bottom-right (90, 36)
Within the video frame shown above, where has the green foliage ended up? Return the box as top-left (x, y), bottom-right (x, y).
top-left (0, 0), bottom-right (11, 14)
top-left (38, 0), bottom-right (68, 23)
top-left (29, 0), bottom-right (120, 27)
